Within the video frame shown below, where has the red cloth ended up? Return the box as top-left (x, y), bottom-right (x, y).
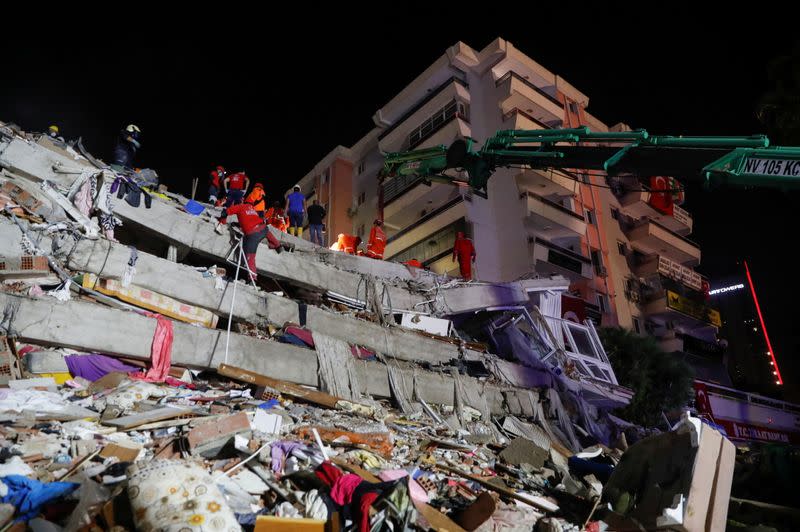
top-left (315, 460), bottom-right (343, 488)
top-left (366, 225), bottom-right (386, 259)
top-left (358, 492), bottom-right (380, 532)
top-left (403, 259), bottom-right (422, 268)
top-left (227, 172), bottom-right (247, 190)
top-left (221, 203), bottom-right (265, 234)
top-left (330, 474), bottom-right (363, 506)
top-left (453, 236), bottom-right (475, 279)
top-left (130, 314), bottom-right (173, 383)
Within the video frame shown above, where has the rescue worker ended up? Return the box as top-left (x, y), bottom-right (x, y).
top-left (285, 185), bottom-right (306, 237)
top-left (266, 201), bottom-right (288, 232)
top-left (365, 219), bottom-right (387, 260)
top-left (403, 259), bottom-right (423, 268)
top-left (218, 202), bottom-right (282, 282)
top-left (208, 165), bottom-right (227, 204)
top-left (224, 171), bottom-right (250, 207)
top-left (47, 125), bottom-right (65, 142)
top-left (331, 233), bottom-right (361, 254)
top-left (452, 231), bottom-right (476, 280)
top-left (245, 182), bottom-right (267, 218)
top-left (112, 124), bottom-right (142, 169)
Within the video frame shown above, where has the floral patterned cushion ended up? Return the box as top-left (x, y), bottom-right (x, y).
top-left (127, 460), bottom-right (240, 531)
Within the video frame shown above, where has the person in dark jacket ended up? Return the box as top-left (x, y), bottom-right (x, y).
top-left (112, 124), bottom-right (142, 169)
top-left (307, 200), bottom-right (326, 246)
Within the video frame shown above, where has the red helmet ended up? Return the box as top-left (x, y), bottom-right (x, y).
top-left (254, 183), bottom-right (264, 189)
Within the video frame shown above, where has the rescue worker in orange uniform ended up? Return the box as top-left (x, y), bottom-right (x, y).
top-left (403, 259), bottom-right (423, 268)
top-left (245, 182), bottom-right (267, 218)
top-left (331, 233), bottom-right (361, 254)
top-left (452, 231), bottom-right (476, 280)
top-left (365, 219), bottom-right (387, 260)
top-left (266, 201), bottom-right (288, 232)
top-left (218, 202), bottom-right (281, 282)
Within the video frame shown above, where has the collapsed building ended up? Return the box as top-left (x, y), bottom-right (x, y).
top-left (0, 123), bottom-right (741, 531)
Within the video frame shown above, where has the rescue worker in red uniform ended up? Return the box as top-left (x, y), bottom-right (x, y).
top-left (452, 231), bottom-right (476, 280)
top-left (245, 183), bottom-right (267, 218)
top-left (403, 259), bottom-right (423, 268)
top-left (223, 171), bottom-right (250, 207)
top-left (365, 219), bottom-right (387, 260)
top-left (208, 165), bottom-right (226, 204)
top-left (218, 202), bottom-right (281, 282)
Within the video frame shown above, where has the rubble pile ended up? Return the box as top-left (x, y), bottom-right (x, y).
top-left (0, 120), bottom-right (740, 531)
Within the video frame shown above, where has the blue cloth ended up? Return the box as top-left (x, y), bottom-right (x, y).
top-left (0, 475), bottom-right (79, 522)
top-left (288, 210), bottom-right (304, 228)
top-left (309, 224), bottom-right (324, 246)
top-left (287, 191), bottom-right (305, 214)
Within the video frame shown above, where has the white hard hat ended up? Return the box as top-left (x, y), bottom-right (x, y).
top-left (126, 124), bottom-right (141, 133)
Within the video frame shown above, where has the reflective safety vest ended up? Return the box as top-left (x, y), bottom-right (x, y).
top-left (246, 187), bottom-right (266, 212)
top-left (365, 225), bottom-right (386, 259)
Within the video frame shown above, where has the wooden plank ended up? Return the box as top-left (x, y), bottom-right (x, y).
top-left (218, 363), bottom-right (340, 408)
top-left (101, 406), bottom-right (191, 429)
top-left (436, 463), bottom-right (557, 513)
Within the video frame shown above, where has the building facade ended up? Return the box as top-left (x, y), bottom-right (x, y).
top-left (292, 38), bottom-right (720, 356)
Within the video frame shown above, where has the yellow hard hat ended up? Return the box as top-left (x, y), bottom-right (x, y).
top-left (48, 125), bottom-right (59, 133)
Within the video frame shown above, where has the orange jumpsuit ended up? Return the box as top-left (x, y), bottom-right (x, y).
top-left (365, 225), bottom-right (387, 259)
top-left (453, 233), bottom-right (475, 280)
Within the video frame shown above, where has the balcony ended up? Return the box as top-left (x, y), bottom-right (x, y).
top-left (619, 189), bottom-right (693, 235)
top-left (496, 71), bottom-right (563, 128)
top-left (532, 237), bottom-right (593, 281)
top-left (625, 220), bottom-right (701, 266)
top-left (516, 168), bottom-right (576, 198)
top-left (523, 191), bottom-right (586, 239)
top-left (384, 198), bottom-right (467, 260)
top-left (633, 255), bottom-right (703, 292)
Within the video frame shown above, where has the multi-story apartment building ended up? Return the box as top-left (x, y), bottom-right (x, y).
top-left (291, 38), bottom-right (721, 356)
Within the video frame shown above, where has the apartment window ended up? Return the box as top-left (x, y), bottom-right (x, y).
top-left (321, 168), bottom-right (330, 184)
top-left (357, 160), bottom-right (366, 175)
top-left (597, 293), bottom-right (610, 314)
top-left (610, 208), bottom-right (619, 220)
top-left (585, 209), bottom-right (596, 225)
top-left (581, 173), bottom-right (591, 184)
top-left (591, 249), bottom-right (605, 276)
top-left (617, 241), bottom-right (627, 255)
top-left (357, 191), bottom-right (366, 206)
top-left (633, 317), bottom-right (642, 334)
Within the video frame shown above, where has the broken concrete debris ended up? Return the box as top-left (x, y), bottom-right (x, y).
top-left (0, 120), bottom-right (740, 531)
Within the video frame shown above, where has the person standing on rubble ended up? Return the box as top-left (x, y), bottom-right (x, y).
top-left (285, 185), bottom-right (306, 238)
top-left (112, 124), bottom-right (142, 169)
top-left (47, 125), bottom-right (65, 142)
top-left (208, 165), bottom-right (227, 204)
top-left (223, 171), bottom-right (250, 207)
top-left (218, 202), bottom-right (282, 282)
top-left (453, 231), bottom-right (476, 280)
top-left (365, 219), bottom-right (387, 259)
top-left (306, 199), bottom-right (326, 246)
top-left (245, 182), bottom-right (267, 218)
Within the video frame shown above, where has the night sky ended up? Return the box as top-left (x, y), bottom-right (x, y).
top-left (2, 10), bottom-right (799, 400)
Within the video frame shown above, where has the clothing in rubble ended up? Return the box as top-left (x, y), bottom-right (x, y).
top-left (0, 475), bottom-right (79, 522)
top-left (219, 202), bottom-right (281, 281)
top-left (64, 353), bottom-right (140, 381)
top-left (453, 231), bottom-right (476, 280)
top-left (111, 128), bottom-right (140, 168)
top-left (111, 177), bottom-right (152, 209)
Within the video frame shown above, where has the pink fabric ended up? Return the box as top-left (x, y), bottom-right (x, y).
top-left (73, 180), bottom-right (93, 217)
top-left (377, 470), bottom-right (428, 503)
top-left (130, 314), bottom-right (173, 383)
top-left (330, 473), bottom-right (363, 506)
